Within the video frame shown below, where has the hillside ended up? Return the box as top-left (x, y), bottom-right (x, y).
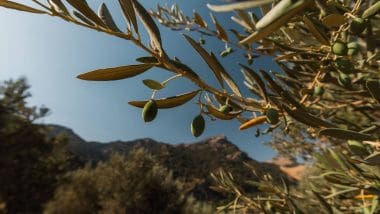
top-left (47, 125), bottom-right (300, 201)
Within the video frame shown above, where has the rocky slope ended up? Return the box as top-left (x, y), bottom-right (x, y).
top-left (47, 124), bottom-right (301, 201)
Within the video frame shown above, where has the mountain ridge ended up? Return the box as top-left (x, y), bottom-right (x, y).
top-left (46, 124), bottom-right (302, 201)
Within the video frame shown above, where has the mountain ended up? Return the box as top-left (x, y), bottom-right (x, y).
top-left (47, 124), bottom-right (300, 201)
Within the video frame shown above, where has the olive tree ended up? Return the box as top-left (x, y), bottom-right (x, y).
top-left (1, 0), bottom-right (379, 213)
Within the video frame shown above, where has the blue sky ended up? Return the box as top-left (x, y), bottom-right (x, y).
top-left (0, 0), bottom-right (277, 160)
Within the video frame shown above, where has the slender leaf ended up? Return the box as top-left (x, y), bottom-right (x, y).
top-left (366, 80), bottom-right (380, 104)
top-left (205, 104), bottom-right (241, 120)
top-left (319, 128), bottom-right (376, 141)
top-left (0, 1), bottom-right (46, 14)
top-left (66, 0), bottom-right (106, 27)
top-left (98, 3), bottom-right (121, 32)
top-left (207, 0), bottom-right (275, 12)
top-left (77, 64), bottom-right (153, 81)
top-left (142, 79), bottom-right (165, 90)
top-left (128, 90), bottom-right (200, 109)
top-left (119, 0), bottom-right (138, 34)
top-left (132, 0), bottom-right (162, 52)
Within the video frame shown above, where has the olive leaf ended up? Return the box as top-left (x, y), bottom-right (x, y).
top-left (362, 2), bottom-right (380, 19)
top-left (312, 190), bottom-right (333, 214)
top-left (366, 80), bottom-right (380, 104)
top-left (0, 1), bottom-right (46, 14)
top-left (239, 115), bottom-right (267, 130)
top-left (260, 70), bottom-right (302, 108)
top-left (66, 0), bottom-right (106, 28)
top-left (240, 0), bottom-right (311, 44)
top-left (240, 64), bottom-right (268, 103)
top-left (364, 152), bottom-right (380, 165)
top-left (132, 0), bottom-right (162, 52)
top-left (210, 52), bottom-right (242, 97)
top-left (128, 90), bottom-right (200, 109)
top-left (319, 128), bottom-right (376, 141)
top-left (98, 3), bottom-right (121, 32)
top-left (207, 0), bottom-right (275, 12)
top-left (193, 11), bottom-right (207, 28)
top-left (183, 34), bottom-right (224, 88)
top-left (142, 79), bottom-right (165, 90)
top-left (119, 0), bottom-right (138, 34)
top-left (321, 14), bottom-right (346, 28)
top-left (210, 13), bottom-right (228, 42)
top-left (205, 104), bottom-right (241, 120)
top-left (73, 11), bottom-right (94, 26)
top-left (283, 105), bottom-right (335, 128)
top-left (347, 140), bottom-right (368, 156)
top-left (136, 55), bottom-right (199, 80)
top-left (48, 0), bottom-right (69, 14)
top-left (303, 15), bottom-right (330, 45)
top-left (77, 64), bottom-right (153, 81)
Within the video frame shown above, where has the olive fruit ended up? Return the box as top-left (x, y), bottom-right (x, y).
top-left (142, 100), bottom-right (158, 122)
top-left (338, 72), bottom-right (351, 87)
top-left (219, 105), bottom-right (233, 114)
top-left (335, 58), bottom-right (354, 73)
top-left (266, 108), bottom-right (279, 125)
top-left (313, 84), bottom-right (324, 96)
top-left (347, 42), bottom-right (360, 56)
top-left (191, 115), bottom-right (205, 137)
top-left (331, 42), bottom-right (347, 56)
top-left (350, 18), bottom-right (366, 35)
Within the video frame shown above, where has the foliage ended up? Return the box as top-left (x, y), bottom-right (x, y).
top-left (1, 0), bottom-right (380, 213)
top-left (44, 149), bottom-right (213, 214)
top-left (0, 78), bottom-right (74, 213)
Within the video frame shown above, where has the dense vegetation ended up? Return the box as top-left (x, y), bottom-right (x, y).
top-left (1, 0), bottom-right (379, 213)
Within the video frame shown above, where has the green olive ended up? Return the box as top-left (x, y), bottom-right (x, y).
top-left (266, 108), bottom-right (279, 125)
top-left (347, 42), bottom-right (360, 56)
top-left (350, 18), bottom-right (367, 35)
top-left (191, 115), bottom-right (205, 137)
top-left (332, 42), bottom-right (347, 56)
top-left (142, 100), bottom-right (158, 122)
top-left (313, 84), bottom-right (324, 96)
top-left (338, 72), bottom-right (351, 87)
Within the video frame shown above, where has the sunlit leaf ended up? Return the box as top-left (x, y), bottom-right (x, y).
top-left (362, 2), bottom-right (380, 19)
top-left (132, 0), bottom-right (162, 52)
top-left (239, 115), bottom-right (267, 130)
top-left (207, 0), bottom-right (275, 12)
top-left (183, 34), bottom-right (224, 88)
top-left (66, 0), bottom-right (106, 27)
top-left (240, 64), bottom-right (268, 102)
top-left (142, 79), bottom-right (165, 90)
top-left (193, 11), bottom-right (207, 28)
top-left (240, 0), bottom-right (311, 44)
top-left (77, 64), bottom-right (153, 81)
top-left (0, 1), bottom-right (46, 14)
top-left (210, 13), bottom-right (228, 42)
top-left (119, 0), bottom-right (138, 34)
top-left (73, 10), bottom-right (94, 26)
top-left (98, 3), bottom-right (121, 32)
top-left (205, 104), bottom-right (241, 120)
top-left (128, 90), bottom-right (200, 109)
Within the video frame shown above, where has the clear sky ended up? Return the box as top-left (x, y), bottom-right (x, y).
top-left (0, 0), bottom-right (277, 160)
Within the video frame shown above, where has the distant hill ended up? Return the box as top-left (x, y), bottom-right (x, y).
top-left (47, 124), bottom-right (302, 202)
